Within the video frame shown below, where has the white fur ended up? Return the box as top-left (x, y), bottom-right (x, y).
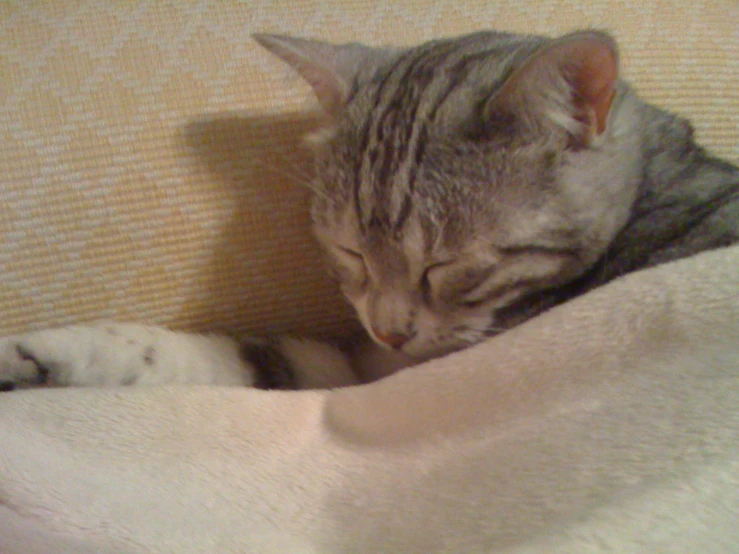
top-left (0, 322), bottom-right (365, 390)
top-left (0, 322), bottom-right (255, 388)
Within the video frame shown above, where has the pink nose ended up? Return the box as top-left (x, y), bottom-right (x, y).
top-left (372, 329), bottom-right (411, 350)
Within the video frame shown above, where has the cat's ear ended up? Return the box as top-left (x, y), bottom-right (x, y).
top-left (253, 33), bottom-right (372, 117)
top-left (485, 30), bottom-right (619, 147)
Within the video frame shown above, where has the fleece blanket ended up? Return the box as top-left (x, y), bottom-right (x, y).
top-left (0, 245), bottom-right (738, 553)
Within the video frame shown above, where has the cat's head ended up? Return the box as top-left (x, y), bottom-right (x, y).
top-left (255, 30), bottom-right (641, 359)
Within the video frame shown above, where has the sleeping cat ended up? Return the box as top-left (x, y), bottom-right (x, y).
top-left (1, 29), bottom-right (737, 391)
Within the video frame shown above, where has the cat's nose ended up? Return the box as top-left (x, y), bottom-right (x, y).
top-left (372, 329), bottom-right (412, 350)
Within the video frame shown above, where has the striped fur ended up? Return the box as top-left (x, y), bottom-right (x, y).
top-left (259, 29), bottom-right (739, 361)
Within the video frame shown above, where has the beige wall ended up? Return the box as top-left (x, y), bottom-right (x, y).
top-left (0, 0), bottom-right (736, 337)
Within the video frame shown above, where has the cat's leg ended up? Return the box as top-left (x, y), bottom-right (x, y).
top-left (0, 322), bottom-right (359, 390)
top-left (0, 322), bottom-right (254, 388)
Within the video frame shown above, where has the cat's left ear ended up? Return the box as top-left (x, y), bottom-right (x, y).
top-left (253, 34), bottom-right (373, 118)
top-left (486, 30), bottom-right (619, 148)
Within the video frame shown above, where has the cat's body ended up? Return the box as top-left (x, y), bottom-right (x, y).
top-left (1, 29), bottom-right (737, 391)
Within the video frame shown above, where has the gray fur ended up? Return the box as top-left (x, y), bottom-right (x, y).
top-left (256, 30), bottom-right (739, 360)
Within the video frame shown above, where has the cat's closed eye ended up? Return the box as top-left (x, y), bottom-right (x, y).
top-left (337, 246), bottom-right (364, 262)
top-left (457, 280), bottom-right (520, 309)
top-left (426, 262), bottom-right (498, 307)
top-left (430, 246), bottom-right (579, 309)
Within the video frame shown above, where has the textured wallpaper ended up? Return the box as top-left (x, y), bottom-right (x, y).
top-left (0, 0), bottom-right (736, 338)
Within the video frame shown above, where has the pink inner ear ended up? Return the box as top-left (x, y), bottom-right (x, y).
top-left (571, 43), bottom-right (618, 135)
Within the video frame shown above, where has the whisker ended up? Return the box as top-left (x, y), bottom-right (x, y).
top-left (235, 152), bottom-right (332, 202)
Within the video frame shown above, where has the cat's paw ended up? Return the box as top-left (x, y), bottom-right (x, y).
top-left (0, 338), bottom-right (51, 390)
top-left (0, 328), bottom-right (94, 390)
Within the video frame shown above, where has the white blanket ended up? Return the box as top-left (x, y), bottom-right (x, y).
top-left (1, 245), bottom-right (738, 553)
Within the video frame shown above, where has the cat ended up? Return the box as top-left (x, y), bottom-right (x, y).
top-left (1, 29), bottom-right (737, 392)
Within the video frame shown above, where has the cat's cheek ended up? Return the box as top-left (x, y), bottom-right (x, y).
top-left (331, 264), bottom-right (365, 291)
top-left (430, 307), bottom-right (496, 354)
top-left (398, 310), bottom-right (449, 358)
top-left (336, 272), bottom-right (370, 305)
top-left (346, 294), bottom-right (373, 336)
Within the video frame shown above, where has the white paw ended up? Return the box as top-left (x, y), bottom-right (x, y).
top-left (0, 326), bottom-right (97, 390)
top-left (0, 338), bottom-right (52, 390)
top-left (0, 322), bottom-right (256, 389)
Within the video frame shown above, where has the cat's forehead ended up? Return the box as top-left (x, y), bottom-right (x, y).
top-left (318, 122), bottom-right (561, 226)
top-left (311, 33), bottom-right (571, 253)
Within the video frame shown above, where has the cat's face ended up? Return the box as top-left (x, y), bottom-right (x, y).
top-left (256, 30), bottom-right (639, 358)
top-left (311, 124), bottom-right (598, 358)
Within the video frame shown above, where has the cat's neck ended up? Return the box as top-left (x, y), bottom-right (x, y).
top-left (497, 90), bottom-right (739, 330)
top-left (601, 99), bottom-right (739, 279)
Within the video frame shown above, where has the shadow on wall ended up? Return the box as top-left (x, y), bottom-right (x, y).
top-left (180, 111), bottom-right (360, 340)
